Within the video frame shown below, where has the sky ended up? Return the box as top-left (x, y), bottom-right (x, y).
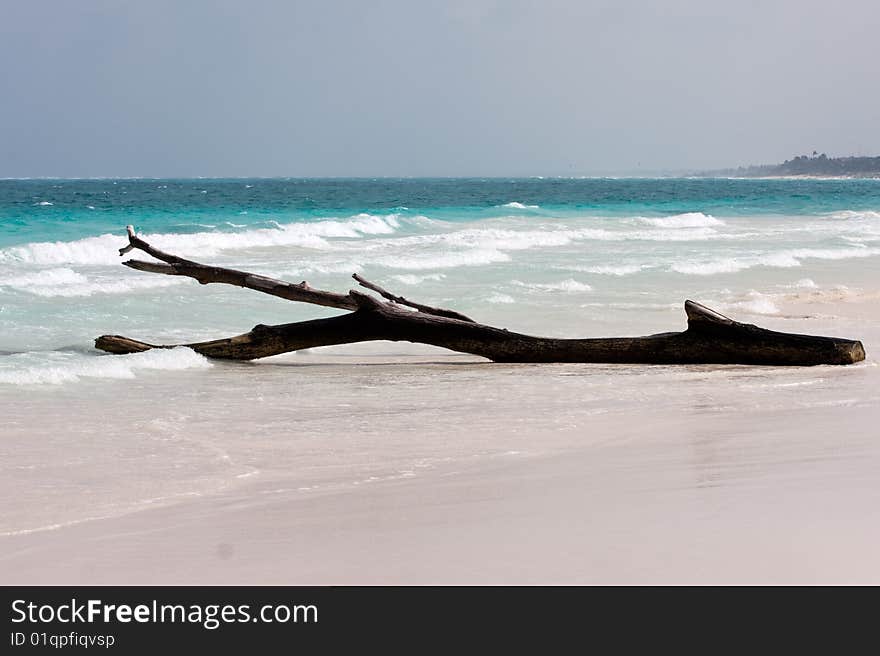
top-left (1, 0), bottom-right (878, 177)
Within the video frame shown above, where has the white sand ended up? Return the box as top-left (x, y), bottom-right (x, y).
top-left (3, 402), bottom-right (880, 584)
top-left (2, 298), bottom-right (879, 584)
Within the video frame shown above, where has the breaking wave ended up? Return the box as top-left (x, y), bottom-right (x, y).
top-left (391, 273), bottom-right (446, 285)
top-left (0, 212), bottom-right (744, 274)
top-left (500, 202), bottom-right (539, 210)
top-left (827, 210), bottom-right (880, 221)
top-left (1, 267), bottom-right (182, 297)
top-left (563, 264), bottom-right (646, 276)
top-left (637, 212), bottom-right (724, 228)
top-left (0, 348), bottom-right (212, 386)
top-left (0, 213), bottom-right (408, 266)
top-left (721, 291), bottom-right (781, 316)
top-left (511, 279), bottom-right (593, 293)
top-left (375, 249), bottom-right (510, 270)
top-left (671, 246), bottom-right (880, 275)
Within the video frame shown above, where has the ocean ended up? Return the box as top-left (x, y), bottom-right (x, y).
top-left (2, 177), bottom-right (879, 545)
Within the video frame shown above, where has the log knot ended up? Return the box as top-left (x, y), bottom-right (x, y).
top-left (350, 290), bottom-right (386, 312)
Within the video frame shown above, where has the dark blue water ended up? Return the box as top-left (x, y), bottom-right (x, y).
top-left (2, 177), bottom-right (879, 247)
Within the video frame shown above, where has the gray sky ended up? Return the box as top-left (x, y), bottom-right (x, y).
top-left (2, 0), bottom-right (878, 177)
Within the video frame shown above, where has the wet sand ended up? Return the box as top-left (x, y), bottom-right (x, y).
top-left (3, 376), bottom-right (879, 584)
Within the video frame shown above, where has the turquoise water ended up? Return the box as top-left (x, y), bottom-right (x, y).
top-left (3, 177), bottom-right (880, 248)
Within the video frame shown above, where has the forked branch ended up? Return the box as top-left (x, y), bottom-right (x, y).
top-left (118, 224), bottom-right (469, 318)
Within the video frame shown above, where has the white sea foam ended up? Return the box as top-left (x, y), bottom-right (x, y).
top-left (724, 291), bottom-right (780, 315)
top-left (637, 212), bottom-right (724, 228)
top-left (486, 292), bottom-right (515, 304)
top-left (670, 258), bottom-right (751, 275)
top-left (579, 301), bottom-right (681, 311)
top-left (500, 202), bottom-right (539, 210)
top-left (391, 273), bottom-right (446, 285)
top-left (0, 214), bottom-right (406, 266)
top-left (0, 234), bottom-right (134, 266)
top-left (575, 227), bottom-right (722, 242)
top-left (381, 227), bottom-right (578, 252)
top-left (1, 267), bottom-right (182, 297)
top-left (787, 246), bottom-right (879, 261)
top-left (827, 210), bottom-right (880, 221)
top-left (0, 348), bottom-right (212, 386)
top-left (0, 215), bottom-right (735, 272)
top-left (279, 260), bottom-right (363, 276)
top-left (761, 252), bottom-right (805, 268)
top-left (511, 279), bottom-right (593, 293)
top-left (285, 223), bottom-right (730, 273)
top-left (566, 264), bottom-right (646, 276)
top-left (369, 224), bottom-right (723, 258)
top-left (671, 246), bottom-right (880, 275)
top-left (34, 201), bottom-right (53, 206)
top-left (671, 253), bottom-right (801, 275)
top-left (2, 267), bottom-right (86, 288)
top-left (376, 249), bottom-right (510, 270)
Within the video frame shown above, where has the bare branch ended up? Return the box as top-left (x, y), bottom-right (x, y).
top-left (352, 273), bottom-right (474, 322)
top-left (119, 226), bottom-right (359, 311)
top-left (118, 226), bottom-right (475, 320)
top-left (119, 225), bottom-right (197, 265)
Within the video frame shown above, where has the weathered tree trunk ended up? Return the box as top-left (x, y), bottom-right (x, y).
top-left (94, 226), bottom-right (866, 366)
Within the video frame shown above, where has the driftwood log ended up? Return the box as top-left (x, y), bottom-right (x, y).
top-left (95, 226), bottom-right (866, 366)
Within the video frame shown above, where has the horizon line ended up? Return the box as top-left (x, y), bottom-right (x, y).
top-left (5, 173), bottom-right (878, 182)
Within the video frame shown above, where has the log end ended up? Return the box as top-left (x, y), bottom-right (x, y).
top-left (683, 300), bottom-right (867, 365)
top-left (814, 338), bottom-right (866, 365)
top-left (844, 339), bottom-right (866, 364)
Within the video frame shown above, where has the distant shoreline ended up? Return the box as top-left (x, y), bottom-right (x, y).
top-left (699, 174), bottom-right (880, 181)
top-left (701, 153), bottom-right (880, 179)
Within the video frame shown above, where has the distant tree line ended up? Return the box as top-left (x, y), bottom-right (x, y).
top-left (706, 153), bottom-right (880, 177)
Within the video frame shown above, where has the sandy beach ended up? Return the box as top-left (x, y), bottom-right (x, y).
top-left (3, 295), bottom-right (878, 585)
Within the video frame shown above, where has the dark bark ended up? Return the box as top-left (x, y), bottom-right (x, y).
top-left (94, 226), bottom-right (866, 366)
